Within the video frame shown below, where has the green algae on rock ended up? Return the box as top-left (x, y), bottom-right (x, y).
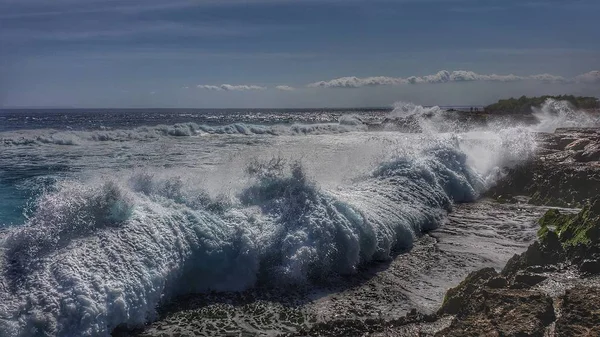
top-left (538, 199), bottom-right (600, 248)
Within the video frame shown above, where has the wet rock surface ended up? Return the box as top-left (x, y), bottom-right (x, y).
top-left (438, 289), bottom-right (555, 337)
top-left (435, 198), bottom-right (600, 337)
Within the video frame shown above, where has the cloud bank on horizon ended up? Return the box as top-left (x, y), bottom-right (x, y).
top-left (197, 70), bottom-right (599, 91)
top-left (307, 70), bottom-right (600, 89)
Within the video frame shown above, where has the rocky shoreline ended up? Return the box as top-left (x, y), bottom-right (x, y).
top-left (433, 198), bottom-right (600, 336)
top-left (430, 128), bottom-right (600, 337)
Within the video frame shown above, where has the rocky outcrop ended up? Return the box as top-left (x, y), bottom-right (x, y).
top-left (438, 268), bottom-right (498, 315)
top-left (434, 198), bottom-right (600, 337)
top-left (433, 128), bottom-right (600, 337)
top-left (437, 289), bottom-right (555, 337)
top-left (487, 128), bottom-right (600, 207)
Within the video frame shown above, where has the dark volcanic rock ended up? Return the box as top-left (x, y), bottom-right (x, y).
top-left (576, 143), bottom-right (600, 162)
top-left (437, 268), bottom-right (498, 316)
top-left (501, 232), bottom-right (565, 279)
top-left (579, 259), bottom-right (600, 275)
top-left (565, 138), bottom-right (591, 151)
top-left (436, 289), bottom-right (555, 337)
top-left (485, 276), bottom-right (508, 289)
top-left (555, 287), bottom-right (600, 336)
top-left (512, 272), bottom-right (547, 288)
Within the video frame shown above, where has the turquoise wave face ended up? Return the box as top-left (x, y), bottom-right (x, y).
top-left (0, 167), bottom-right (66, 227)
top-left (0, 182), bottom-right (26, 226)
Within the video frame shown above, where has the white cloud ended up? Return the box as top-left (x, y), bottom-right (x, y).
top-left (308, 76), bottom-right (406, 88)
top-left (197, 84), bottom-right (266, 91)
top-left (527, 73), bottom-right (568, 82)
top-left (306, 70), bottom-right (592, 88)
top-left (194, 70), bottom-right (597, 94)
top-left (221, 84), bottom-right (266, 91)
top-left (575, 71), bottom-right (600, 83)
top-left (197, 85), bottom-right (222, 91)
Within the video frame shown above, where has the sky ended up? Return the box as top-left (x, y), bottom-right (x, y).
top-left (1, 0), bottom-right (599, 108)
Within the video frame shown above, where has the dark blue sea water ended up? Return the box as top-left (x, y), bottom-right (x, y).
top-left (0, 108), bottom-right (392, 132)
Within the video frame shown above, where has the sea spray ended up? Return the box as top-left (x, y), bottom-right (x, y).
top-left (532, 98), bottom-right (597, 132)
top-left (386, 102), bottom-right (457, 134)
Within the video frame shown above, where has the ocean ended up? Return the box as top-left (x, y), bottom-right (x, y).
top-left (0, 101), bottom-right (589, 336)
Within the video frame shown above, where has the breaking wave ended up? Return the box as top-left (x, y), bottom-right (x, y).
top-left (384, 102), bottom-right (460, 134)
top-left (0, 141), bottom-right (483, 336)
top-left (0, 117), bottom-right (367, 146)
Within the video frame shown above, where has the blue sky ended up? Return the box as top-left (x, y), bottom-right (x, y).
top-left (1, 0), bottom-right (599, 108)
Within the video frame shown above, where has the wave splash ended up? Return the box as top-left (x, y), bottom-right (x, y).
top-left (532, 98), bottom-right (598, 132)
top-left (0, 140), bottom-right (484, 336)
